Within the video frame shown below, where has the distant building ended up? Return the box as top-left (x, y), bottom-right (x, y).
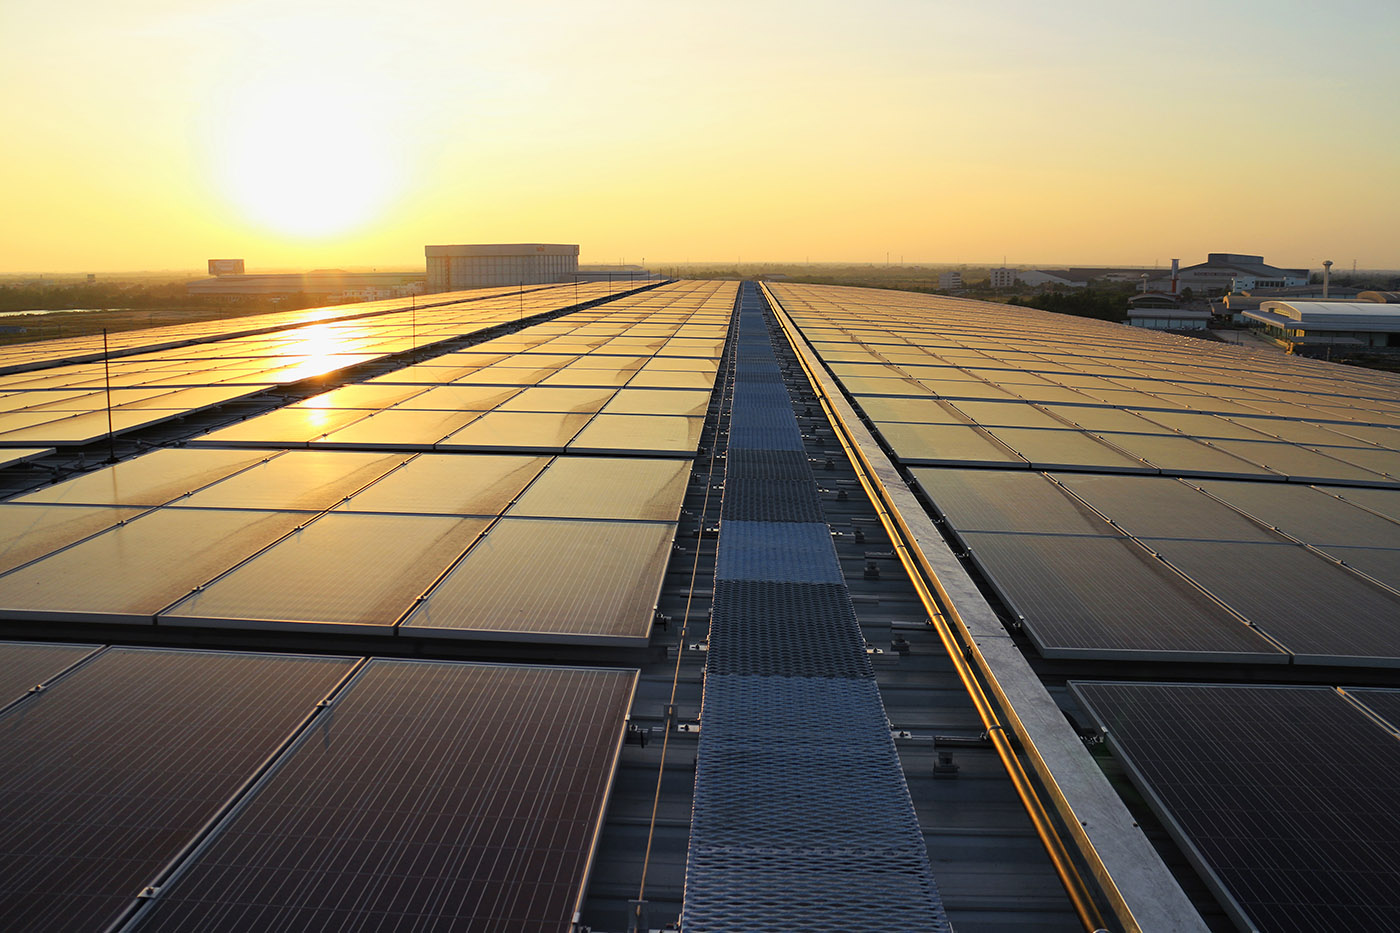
top-left (1015, 267), bottom-right (1168, 290)
top-left (989, 267), bottom-right (1016, 288)
top-left (1127, 294), bottom-right (1211, 331)
top-left (207, 259), bottom-right (245, 276)
top-left (1016, 270), bottom-right (1087, 289)
top-left (1244, 300), bottom-right (1400, 355)
top-left (426, 244), bottom-right (579, 291)
top-left (187, 270), bottom-right (425, 300)
top-left (938, 271), bottom-right (964, 289)
top-left (1177, 253), bottom-right (1308, 296)
top-left (574, 264), bottom-right (659, 284)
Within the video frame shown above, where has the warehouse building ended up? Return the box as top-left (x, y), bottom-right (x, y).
top-left (425, 242), bottom-right (579, 291)
top-left (1244, 299), bottom-right (1400, 354)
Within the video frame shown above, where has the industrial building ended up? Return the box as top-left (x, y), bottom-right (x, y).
top-left (426, 242), bottom-right (580, 291)
top-left (1244, 299), bottom-right (1400, 354)
top-left (1176, 252), bottom-right (1310, 295)
top-left (0, 280), bottom-right (1398, 933)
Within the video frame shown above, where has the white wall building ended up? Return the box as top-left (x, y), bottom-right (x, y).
top-left (1177, 253), bottom-right (1309, 296)
top-left (989, 267), bottom-right (1016, 288)
top-left (1244, 300), bottom-right (1400, 354)
top-left (426, 244), bottom-right (579, 292)
top-left (938, 271), bottom-right (964, 289)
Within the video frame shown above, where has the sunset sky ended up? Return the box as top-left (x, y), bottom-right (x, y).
top-left (4, 0), bottom-right (1398, 273)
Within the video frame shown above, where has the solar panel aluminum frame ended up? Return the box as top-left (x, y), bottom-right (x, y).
top-left (121, 660), bottom-right (638, 933)
top-left (1068, 681), bottom-right (1352, 933)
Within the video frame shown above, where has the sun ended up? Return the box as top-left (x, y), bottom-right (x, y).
top-left (212, 77), bottom-right (399, 237)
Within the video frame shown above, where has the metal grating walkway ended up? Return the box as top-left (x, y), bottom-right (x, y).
top-left (682, 283), bottom-right (951, 931)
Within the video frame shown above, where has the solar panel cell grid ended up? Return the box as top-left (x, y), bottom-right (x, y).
top-left (402, 518), bottom-right (676, 643)
top-left (0, 647), bottom-right (355, 933)
top-left (160, 513), bottom-right (491, 630)
top-left (0, 508), bottom-right (305, 623)
top-left (128, 661), bottom-right (636, 933)
top-left (1072, 682), bottom-right (1400, 933)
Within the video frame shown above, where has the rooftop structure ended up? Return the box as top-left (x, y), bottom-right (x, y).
top-left (1, 280), bottom-right (1398, 932)
top-left (426, 242), bottom-right (580, 291)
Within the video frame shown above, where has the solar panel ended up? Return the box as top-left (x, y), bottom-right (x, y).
top-left (0, 508), bottom-right (304, 624)
top-left (626, 368), bottom-right (716, 389)
top-left (0, 504), bottom-right (145, 574)
top-left (189, 406), bottom-right (372, 447)
top-left (398, 384), bottom-right (523, 411)
top-left (566, 414), bottom-right (704, 456)
top-left (1090, 431), bottom-right (1278, 478)
top-left (290, 383), bottom-right (428, 410)
top-left (160, 513), bottom-right (491, 631)
top-left (173, 450), bottom-right (406, 511)
top-left (961, 530), bottom-right (1284, 660)
top-left (507, 457), bottom-right (690, 521)
top-left (874, 422), bottom-right (1025, 466)
top-left (0, 647), bottom-right (355, 933)
top-left (909, 468), bottom-right (1107, 534)
top-left (1347, 688), bottom-right (1400, 733)
top-left (0, 641), bottom-right (99, 708)
top-left (1072, 681), bottom-right (1400, 933)
top-left (1053, 473), bottom-right (1281, 541)
top-left (437, 411), bottom-right (592, 452)
top-left (0, 447), bottom-right (53, 468)
top-left (980, 427), bottom-right (1153, 472)
top-left (11, 448), bottom-right (271, 507)
top-left (1135, 538), bottom-right (1400, 664)
top-left (1319, 546), bottom-right (1400, 590)
top-left (1206, 438), bottom-right (1388, 484)
top-left (338, 454), bottom-right (548, 516)
top-left (495, 385), bottom-right (617, 413)
top-left (311, 408), bottom-right (479, 448)
top-left (601, 388), bottom-right (711, 417)
top-left (127, 660), bottom-right (636, 933)
top-left (849, 395), bottom-right (962, 424)
top-left (1325, 485), bottom-right (1400, 522)
top-left (1197, 480), bottom-right (1400, 548)
top-left (402, 518), bottom-right (676, 644)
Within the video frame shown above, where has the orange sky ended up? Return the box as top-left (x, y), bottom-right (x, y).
top-left (3, 0), bottom-right (1398, 274)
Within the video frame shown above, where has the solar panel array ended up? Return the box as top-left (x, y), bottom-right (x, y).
top-left (684, 283), bottom-right (950, 931)
top-left (0, 644), bottom-right (636, 933)
top-left (0, 281), bottom-right (735, 643)
top-left (1072, 682), bottom-right (1400, 933)
top-left (0, 282), bottom-right (739, 930)
top-left (0, 281), bottom-right (624, 447)
top-left (771, 283), bottom-right (1400, 666)
top-left (0, 282), bottom-right (568, 374)
top-left (127, 660), bottom-right (636, 933)
top-left (765, 282), bottom-right (1400, 931)
top-left (0, 646), bottom-right (358, 933)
